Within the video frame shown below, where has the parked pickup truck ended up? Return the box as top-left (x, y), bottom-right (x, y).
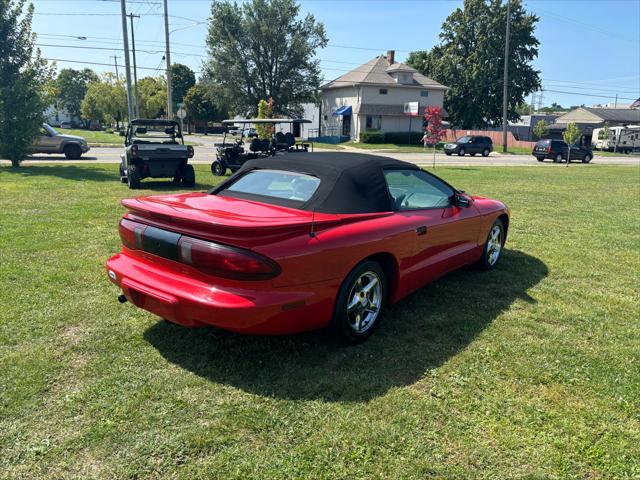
top-left (119, 119), bottom-right (195, 189)
top-left (31, 123), bottom-right (90, 159)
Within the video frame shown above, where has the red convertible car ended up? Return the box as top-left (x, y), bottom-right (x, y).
top-left (106, 153), bottom-right (509, 342)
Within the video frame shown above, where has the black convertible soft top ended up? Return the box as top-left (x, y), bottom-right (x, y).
top-left (210, 152), bottom-right (420, 214)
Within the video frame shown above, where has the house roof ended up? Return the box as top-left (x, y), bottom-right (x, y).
top-left (555, 107), bottom-right (640, 124)
top-left (320, 55), bottom-right (447, 90)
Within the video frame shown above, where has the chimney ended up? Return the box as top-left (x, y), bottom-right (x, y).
top-left (387, 50), bottom-right (395, 64)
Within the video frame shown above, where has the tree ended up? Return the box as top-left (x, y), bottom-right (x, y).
top-left (0, 0), bottom-right (52, 167)
top-left (255, 98), bottom-right (274, 139)
top-left (598, 121), bottom-right (611, 140)
top-left (171, 64), bottom-right (196, 105)
top-left (81, 74), bottom-right (127, 125)
top-left (533, 119), bottom-right (549, 139)
top-left (563, 122), bottom-right (580, 167)
top-left (424, 105), bottom-right (446, 168)
top-left (138, 76), bottom-right (167, 119)
top-left (205, 0), bottom-right (327, 116)
top-left (53, 68), bottom-right (98, 121)
top-left (407, 0), bottom-right (540, 129)
top-left (184, 82), bottom-right (227, 134)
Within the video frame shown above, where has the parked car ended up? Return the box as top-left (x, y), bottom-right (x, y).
top-left (60, 121), bottom-right (73, 129)
top-left (119, 119), bottom-right (195, 189)
top-left (30, 123), bottom-right (90, 159)
top-left (532, 139), bottom-right (593, 163)
top-left (444, 136), bottom-right (493, 157)
top-left (106, 152), bottom-right (510, 343)
top-left (228, 127), bottom-right (258, 138)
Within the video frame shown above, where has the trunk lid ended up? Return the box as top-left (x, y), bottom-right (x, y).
top-left (122, 193), bottom-right (382, 248)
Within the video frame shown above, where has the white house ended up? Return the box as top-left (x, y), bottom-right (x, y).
top-left (320, 50), bottom-right (448, 142)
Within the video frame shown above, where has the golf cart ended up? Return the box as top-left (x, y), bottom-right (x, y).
top-left (119, 119), bottom-right (195, 189)
top-left (211, 118), bottom-right (313, 176)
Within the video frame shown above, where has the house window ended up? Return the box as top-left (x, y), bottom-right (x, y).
top-left (379, 88), bottom-right (388, 95)
top-left (420, 90), bottom-right (429, 97)
top-left (366, 115), bottom-right (382, 130)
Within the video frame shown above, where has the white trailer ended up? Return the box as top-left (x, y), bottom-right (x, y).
top-left (592, 125), bottom-right (640, 153)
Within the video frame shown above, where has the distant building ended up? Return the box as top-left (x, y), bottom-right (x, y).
top-left (508, 114), bottom-right (559, 140)
top-left (319, 50), bottom-right (448, 142)
top-left (44, 104), bottom-right (74, 127)
top-left (548, 107), bottom-right (640, 142)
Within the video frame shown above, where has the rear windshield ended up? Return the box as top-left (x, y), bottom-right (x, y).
top-left (221, 169), bottom-right (320, 204)
top-left (130, 123), bottom-right (180, 144)
top-left (537, 139), bottom-right (551, 145)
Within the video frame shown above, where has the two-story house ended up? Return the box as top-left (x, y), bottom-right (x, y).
top-left (320, 50), bottom-right (448, 142)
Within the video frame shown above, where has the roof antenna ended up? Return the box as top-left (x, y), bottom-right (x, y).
top-left (309, 208), bottom-right (316, 238)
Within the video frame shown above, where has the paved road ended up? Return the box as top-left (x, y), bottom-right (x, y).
top-left (2, 142), bottom-right (638, 167)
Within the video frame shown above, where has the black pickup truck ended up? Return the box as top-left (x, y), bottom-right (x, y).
top-left (119, 119), bottom-right (195, 189)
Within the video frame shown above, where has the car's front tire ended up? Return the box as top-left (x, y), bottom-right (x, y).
top-left (445, 152), bottom-right (452, 156)
top-left (127, 164), bottom-right (141, 189)
top-left (330, 260), bottom-right (387, 344)
top-left (582, 154), bottom-right (592, 164)
top-left (482, 148), bottom-right (490, 157)
top-left (64, 144), bottom-right (82, 160)
top-left (182, 164), bottom-right (196, 187)
top-left (554, 153), bottom-right (563, 163)
top-left (536, 157), bottom-right (544, 162)
top-left (458, 148), bottom-right (466, 156)
top-left (119, 164), bottom-right (128, 183)
top-left (479, 219), bottom-right (505, 271)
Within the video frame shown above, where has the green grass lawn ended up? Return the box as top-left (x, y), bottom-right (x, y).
top-left (1, 163), bottom-right (638, 478)
top-left (343, 141), bottom-right (430, 153)
top-left (57, 128), bottom-right (123, 145)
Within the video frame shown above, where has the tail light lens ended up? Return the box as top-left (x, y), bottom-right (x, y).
top-left (131, 145), bottom-right (138, 157)
top-left (187, 146), bottom-right (194, 158)
top-left (119, 219), bottom-right (146, 250)
top-left (178, 236), bottom-right (280, 280)
top-left (118, 218), bottom-right (280, 281)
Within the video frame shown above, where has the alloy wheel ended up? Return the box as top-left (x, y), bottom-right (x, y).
top-left (486, 225), bottom-right (503, 266)
top-left (346, 271), bottom-right (382, 333)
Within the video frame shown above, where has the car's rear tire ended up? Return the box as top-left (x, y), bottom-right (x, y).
top-left (479, 218), bottom-right (505, 271)
top-left (64, 144), bottom-right (82, 160)
top-left (554, 153), bottom-right (563, 163)
top-left (582, 154), bottom-right (592, 164)
top-left (211, 160), bottom-right (226, 176)
top-left (330, 260), bottom-right (387, 344)
top-left (127, 164), bottom-right (141, 189)
top-left (182, 164), bottom-right (196, 187)
top-left (445, 152), bottom-right (452, 156)
top-left (536, 157), bottom-right (544, 162)
top-left (458, 148), bottom-right (465, 156)
top-left (482, 148), bottom-right (490, 157)
top-left (119, 164), bottom-right (128, 183)
top-left (470, 152), bottom-right (476, 156)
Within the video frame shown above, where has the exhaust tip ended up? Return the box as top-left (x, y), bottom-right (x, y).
top-left (117, 294), bottom-right (128, 304)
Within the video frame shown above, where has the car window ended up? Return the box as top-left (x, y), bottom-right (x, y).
top-left (457, 136), bottom-right (472, 143)
top-left (223, 169), bottom-right (320, 203)
top-left (384, 169), bottom-right (454, 210)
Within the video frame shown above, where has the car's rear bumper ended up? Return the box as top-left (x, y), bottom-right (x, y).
top-left (105, 252), bottom-right (336, 335)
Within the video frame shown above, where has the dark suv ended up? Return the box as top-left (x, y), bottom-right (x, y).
top-left (444, 136), bottom-right (493, 157)
top-left (533, 139), bottom-right (593, 163)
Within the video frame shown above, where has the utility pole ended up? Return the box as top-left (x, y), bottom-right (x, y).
top-left (501, 0), bottom-right (511, 153)
top-left (120, 0), bottom-right (134, 122)
top-left (111, 55), bottom-right (120, 80)
top-left (614, 93), bottom-right (618, 109)
top-left (128, 13), bottom-right (141, 118)
top-left (163, 0), bottom-right (173, 120)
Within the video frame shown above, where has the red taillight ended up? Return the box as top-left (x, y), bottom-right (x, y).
top-left (187, 145), bottom-right (194, 158)
top-left (546, 145), bottom-right (551, 152)
top-left (119, 218), bottom-right (146, 250)
top-left (131, 145), bottom-right (138, 157)
top-left (178, 236), bottom-right (280, 280)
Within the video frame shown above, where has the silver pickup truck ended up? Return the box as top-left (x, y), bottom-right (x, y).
top-left (31, 123), bottom-right (90, 159)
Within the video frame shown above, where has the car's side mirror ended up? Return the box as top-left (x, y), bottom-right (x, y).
top-left (455, 194), bottom-right (471, 208)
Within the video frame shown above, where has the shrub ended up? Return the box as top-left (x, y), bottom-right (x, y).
top-left (106, 128), bottom-right (114, 134)
top-left (360, 131), bottom-right (385, 144)
top-left (383, 131), bottom-right (424, 144)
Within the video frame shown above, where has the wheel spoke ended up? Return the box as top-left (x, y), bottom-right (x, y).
top-left (362, 277), bottom-right (379, 294)
top-left (347, 295), bottom-right (359, 312)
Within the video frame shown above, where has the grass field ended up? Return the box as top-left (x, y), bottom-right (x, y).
top-left (57, 128), bottom-right (122, 145)
top-left (0, 163), bottom-right (638, 478)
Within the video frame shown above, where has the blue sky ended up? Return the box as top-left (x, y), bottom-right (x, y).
top-left (32, 0), bottom-right (640, 108)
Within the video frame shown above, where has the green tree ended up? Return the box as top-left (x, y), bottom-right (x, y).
top-left (563, 122), bottom-right (580, 167)
top-left (0, 0), bottom-right (52, 167)
top-left (171, 63), bottom-right (196, 105)
top-left (53, 68), bottom-right (98, 121)
top-left (184, 82), bottom-right (227, 134)
top-left (205, 0), bottom-right (327, 116)
top-left (533, 119), bottom-right (549, 139)
top-left (138, 76), bottom-right (167, 119)
top-left (255, 98), bottom-right (274, 139)
top-left (407, 0), bottom-right (540, 128)
top-left (598, 121), bottom-right (611, 140)
top-left (81, 74), bottom-right (127, 125)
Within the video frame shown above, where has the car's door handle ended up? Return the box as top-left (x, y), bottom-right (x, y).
top-left (416, 226), bottom-right (427, 236)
